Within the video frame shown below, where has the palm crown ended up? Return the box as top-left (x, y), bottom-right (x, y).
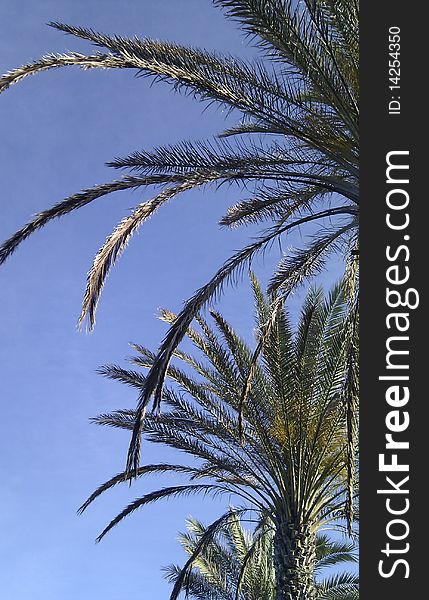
top-left (165, 512), bottom-right (358, 600)
top-left (0, 1), bottom-right (359, 473)
top-left (80, 278), bottom-right (358, 600)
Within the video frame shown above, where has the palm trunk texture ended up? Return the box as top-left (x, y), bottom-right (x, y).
top-left (274, 516), bottom-right (317, 600)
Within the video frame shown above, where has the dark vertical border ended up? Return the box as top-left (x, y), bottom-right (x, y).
top-left (360, 1), bottom-right (425, 596)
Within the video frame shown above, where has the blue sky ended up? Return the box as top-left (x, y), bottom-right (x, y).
top-left (0, 2), bottom-right (345, 599)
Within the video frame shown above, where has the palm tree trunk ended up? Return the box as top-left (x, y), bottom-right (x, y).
top-left (273, 515), bottom-right (317, 600)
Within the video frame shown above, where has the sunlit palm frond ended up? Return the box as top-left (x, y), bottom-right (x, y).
top-left (83, 279), bottom-right (358, 598)
top-left (165, 512), bottom-right (358, 600)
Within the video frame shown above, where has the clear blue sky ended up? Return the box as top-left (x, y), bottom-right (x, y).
top-left (0, 2), bottom-right (345, 599)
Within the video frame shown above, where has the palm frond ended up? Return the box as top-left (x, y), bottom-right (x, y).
top-left (96, 484), bottom-right (228, 542)
top-left (213, 1), bottom-right (358, 130)
top-left (78, 463), bottom-right (200, 515)
top-left (0, 175), bottom-right (160, 267)
top-left (268, 221), bottom-right (356, 296)
top-left (316, 572), bottom-right (359, 600)
top-left (0, 51), bottom-right (125, 92)
top-left (78, 173), bottom-right (216, 329)
top-left (169, 509), bottom-right (248, 600)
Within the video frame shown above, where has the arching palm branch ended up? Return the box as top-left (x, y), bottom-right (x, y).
top-left (79, 279), bottom-right (358, 600)
top-left (164, 512), bottom-right (358, 600)
top-left (0, 1), bottom-right (359, 470)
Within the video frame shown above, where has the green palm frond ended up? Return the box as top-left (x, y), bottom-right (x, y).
top-left (77, 463), bottom-right (208, 516)
top-left (169, 510), bottom-right (249, 600)
top-left (96, 364), bottom-right (147, 390)
top-left (81, 279), bottom-right (358, 598)
top-left (95, 484), bottom-right (231, 543)
top-left (214, 1), bottom-right (358, 115)
top-left (316, 572), bottom-right (359, 600)
top-left (126, 214), bottom-right (356, 473)
top-left (314, 535), bottom-right (358, 572)
top-left (165, 512), bottom-right (358, 600)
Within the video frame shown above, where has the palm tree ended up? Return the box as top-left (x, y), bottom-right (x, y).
top-left (78, 278), bottom-right (358, 600)
top-left (164, 511), bottom-right (358, 600)
top-left (0, 1), bottom-right (359, 471)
